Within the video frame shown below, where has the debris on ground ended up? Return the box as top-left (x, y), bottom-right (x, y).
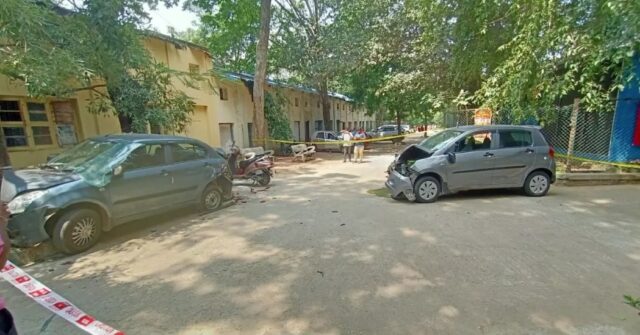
top-left (331, 210), bottom-right (339, 213)
top-left (340, 223), bottom-right (346, 226)
top-left (260, 200), bottom-right (267, 203)
top-left (250, 186), bottom-right (271, 194)
top-left (316, 270), bottom-right (324, 277)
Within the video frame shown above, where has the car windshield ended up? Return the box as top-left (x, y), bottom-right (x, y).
top-left (47, 139), bottom-right (134, 187)
top-left (418, 129), bottom-right (463, 152)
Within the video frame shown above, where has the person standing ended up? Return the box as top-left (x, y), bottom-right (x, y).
top-left (353, 129), bottom-right (366, 163)
top-left (341, 129), bottom-right (353, 163)
top-left (0, 202), bottom-right (17, 335)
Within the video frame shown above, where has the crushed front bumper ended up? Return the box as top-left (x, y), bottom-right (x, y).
top-left (385, 169), bottom-right (416, 201)
top-left (7, 207), bottom-right (51, 247)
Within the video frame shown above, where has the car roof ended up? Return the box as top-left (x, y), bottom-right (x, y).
top-left (453, 124), bottom-right (542, 132)
top-left (90, 133), bottom-right (200, 143)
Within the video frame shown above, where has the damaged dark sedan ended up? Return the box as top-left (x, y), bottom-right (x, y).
top-left (386, 125), bottom-right (556, 203)
top-left (4, 134), bottom-right (233, 254)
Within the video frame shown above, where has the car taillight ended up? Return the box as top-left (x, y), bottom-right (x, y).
top-left (549, 147), bottom-right (555, 159)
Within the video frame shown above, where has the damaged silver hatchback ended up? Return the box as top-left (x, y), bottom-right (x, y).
top-left (386, 125), bottom-right (556, 203)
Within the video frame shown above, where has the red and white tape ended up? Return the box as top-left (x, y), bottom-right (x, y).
top-left (1, 261), bottom-right (124, 335)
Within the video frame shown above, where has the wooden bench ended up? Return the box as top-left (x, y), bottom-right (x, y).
top-left (291, 144), bottom-right (316, 162)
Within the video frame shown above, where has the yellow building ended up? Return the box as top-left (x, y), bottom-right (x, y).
top-left (0, 33), bottom-right (375, 168)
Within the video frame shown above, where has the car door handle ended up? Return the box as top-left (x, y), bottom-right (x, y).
top-left (525, 148), bottom-right (535, 154)
top-left (483, 152), bottom-right (494, 157)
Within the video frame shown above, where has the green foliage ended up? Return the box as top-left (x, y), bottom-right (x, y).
top-left (624, 295), bottom-right (640, 312)
top-left (0, 0), bottom-right (197, 133)
top-left (264, 91), bottom-right (292, 140)
top-left (185, 0), bottom-right (260, 73)
top-left (185, 0), bottom-right (640, 123)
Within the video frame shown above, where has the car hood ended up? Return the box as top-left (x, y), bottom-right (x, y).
top-left (396, 144), bottom-right (432, 163)
top-left (1, 168), bottom-right (79, 200)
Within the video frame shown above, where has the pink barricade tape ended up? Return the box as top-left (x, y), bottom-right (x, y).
top-left (1, 261), bottom-right (124, 335)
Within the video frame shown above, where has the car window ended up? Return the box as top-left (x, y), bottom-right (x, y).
top-left (170, 143), bottom-right (209, 163)
top-left (499, 130), bottom-right (533, 148)
top-left (455, 131), bottom-right (493, 153)
top-left (315, 132), bottom-right (324, 140)
top-left (327, 133), bottom-right (337, 140)
top-left (122, 144), bottom-right (166, 170)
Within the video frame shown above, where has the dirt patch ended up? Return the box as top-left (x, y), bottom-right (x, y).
top-left (367, 187), bottom-right (390, 198)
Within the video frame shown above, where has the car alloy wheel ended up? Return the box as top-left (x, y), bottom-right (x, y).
top-left (71, 217), bottom-right (98, 248)
top-left (418, 180), bottom-right (438, 200)
top-left (52, 208), bottom-right (103, 255)
top-left (414, 176), bottom-right (441, 203)
top-left (529, 175), bottom-right (548, 195)
top-left (201, 185), bottom-right (223, 211)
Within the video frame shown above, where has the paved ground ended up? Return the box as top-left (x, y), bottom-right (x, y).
top-left (2, 141), bottom-right (640, 335)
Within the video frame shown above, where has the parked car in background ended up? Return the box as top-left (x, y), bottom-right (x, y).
top-left (312, 130), bottom-right (343, 152)
top-left (4, 134), bottom-right (233, 254)
top-left (386, 125), bottom-right (556, 203)
top-left (401, 125), bottom-right (414, 133)
top-left (375, 125), bottom-right (405, 143)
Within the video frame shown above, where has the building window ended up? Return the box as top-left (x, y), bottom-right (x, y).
top-left (337, 103), bottom-right (340, 111)
top-left (219, 88), bottom-right (229, 101)
top-left (315, 120), bottom-right (323, 131)
top-left (189, 64), bottom-right (201, 88)
top-left (295, 98), bottom-right (299, 107)
top-left (1, 99), bottom-right (55, 148)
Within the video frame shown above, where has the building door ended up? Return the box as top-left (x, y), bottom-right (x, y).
top-left (305, 121), bottom-right (310, 141)
top-left (247, 123), bottom-right (254, 147)
top-left (184, 106), bottom-right (211, 145)
top-left (294, 121), bottom-right (301, 141)
top-left (219, 123), bottom-right (234, 148)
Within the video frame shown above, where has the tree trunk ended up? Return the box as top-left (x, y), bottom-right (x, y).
top-left (319, 80), bottom-right (331, 131)
top-left (252, 0), bottom-right (272, 148)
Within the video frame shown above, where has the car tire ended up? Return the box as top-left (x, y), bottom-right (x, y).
top-left (524, 171), bottom-right (551, 197)
top-left (52, 208), bottom-right (102, 255)
top-left (256, 170), bottom-right (271, 186)
top-left (414, 176), bottom-right (441, 203)
top-left (201, 185), bottom-right (223, 211)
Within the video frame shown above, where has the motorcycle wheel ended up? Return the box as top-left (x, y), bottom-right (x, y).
top-left (255, 171), bottom-right (271, 186)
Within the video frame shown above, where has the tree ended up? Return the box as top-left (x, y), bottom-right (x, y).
top-left (0, 0), bottom-right (198, 134)
top-left (253, 0), bottom-right (272, 147)
top-left (184, 0), bottom-right (260, 73)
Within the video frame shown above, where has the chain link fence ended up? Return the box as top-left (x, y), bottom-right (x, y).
top-left (441, 105), bottom-right (635, 171)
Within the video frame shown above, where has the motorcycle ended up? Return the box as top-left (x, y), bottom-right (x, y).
top-left (226, 144), bottom-right (274, 186)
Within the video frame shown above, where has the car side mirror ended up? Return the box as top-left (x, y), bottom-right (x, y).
top-left (447, 152), bottom-right (456, 164)
top-left (113, 165), bottom-right (123, 177)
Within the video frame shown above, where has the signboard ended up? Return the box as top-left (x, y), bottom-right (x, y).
top-left (474, 108), bottom-right (492, 125)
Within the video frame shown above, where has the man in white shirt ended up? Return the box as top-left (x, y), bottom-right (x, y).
top-left (341, 129), bottom-right (353, 163)
top-left (353, 129), bottom-right (366, 163)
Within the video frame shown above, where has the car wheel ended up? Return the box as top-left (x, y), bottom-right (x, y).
top-left (524, 171), bottom-right (550, 197)
top-left (52, 208), bottom-right (102, 255)
top-left (414, 176), bottom-right (441, 203)
top-left (201, 185), bottom-right (223, 211)
top-left (256, 171), bottom-right (271, 186)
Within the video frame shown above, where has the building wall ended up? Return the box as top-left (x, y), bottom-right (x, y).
top-left (2, 33), bottom-right (377, 167)
top-left (0, 75), bottom-right (121, 168)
